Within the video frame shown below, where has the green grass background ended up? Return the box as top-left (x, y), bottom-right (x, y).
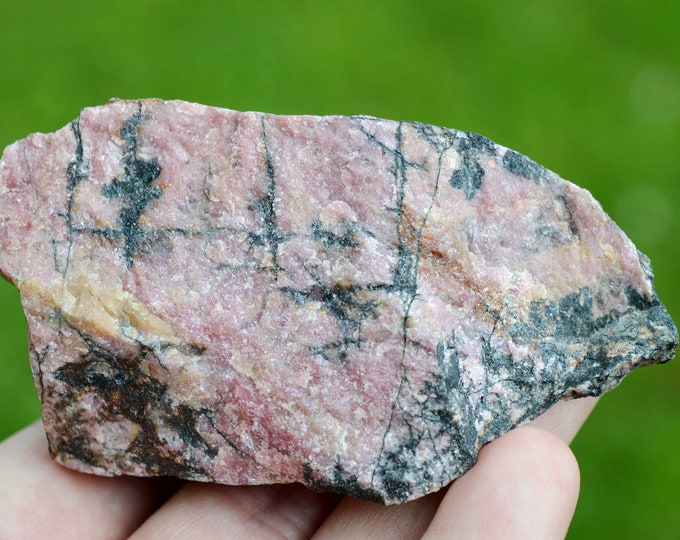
top-left (1, 0), bottom-right (678, 537)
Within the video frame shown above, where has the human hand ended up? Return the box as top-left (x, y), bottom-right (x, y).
top-left (0, 397), bottom-right (596, 539)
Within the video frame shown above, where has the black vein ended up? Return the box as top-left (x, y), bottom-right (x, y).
top-left (248, 117), bottom-right (285, 278)
top-left (311, 220), bottom-right (361, 249)
top-left (350, 117), bottom-right (424, 171)
top-left (282, 278), bottom-right (383, 362)
top-left (369, 122), bottom-right (451, 493)
top-left (34, 346), bottom-right (49, 403)
top-left (102, 104), bottom-right (162, 267)
top-left (61, 118), bottom-right (90, 275)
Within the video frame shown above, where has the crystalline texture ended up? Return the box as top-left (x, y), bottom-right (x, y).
top-left (0, 99), bottom-right (676, 503)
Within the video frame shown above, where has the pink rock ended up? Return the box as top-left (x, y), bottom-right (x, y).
top-left (0, 99), bottom-right (676, 503)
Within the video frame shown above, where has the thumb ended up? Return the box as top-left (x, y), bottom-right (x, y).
top-left (422, 425), bottom-right (580, 540)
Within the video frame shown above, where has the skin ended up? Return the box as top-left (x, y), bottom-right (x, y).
top-left (0, 397), bottom-right (597, 539)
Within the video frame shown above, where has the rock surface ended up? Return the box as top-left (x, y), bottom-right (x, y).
top-left (0, 99), bottom-right (676, 503)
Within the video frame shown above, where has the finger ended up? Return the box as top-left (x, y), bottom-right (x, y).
top-left (311, 490), bottom-right (444, 540)
top-left (129, 482), bottom-right (339, 540)
top-left (0, 421), bottom-right (179, 540)
top-left (422, 425), bottom-right (580, 540)
top-left (529, 396), bottom-right (598, 443)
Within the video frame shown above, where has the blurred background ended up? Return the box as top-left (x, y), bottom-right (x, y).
top-left (0, 0), bottom-right (678, 537)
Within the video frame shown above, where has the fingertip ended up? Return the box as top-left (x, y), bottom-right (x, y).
top-left (489, 425), bottom-right (581, 507)
top-left (529, 396), bottom-right (599, 443)
top-left (423, 425), bottom-right (580, 540)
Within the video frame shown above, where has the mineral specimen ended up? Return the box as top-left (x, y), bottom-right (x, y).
top-left (0, 99), bottom-right (676, 504)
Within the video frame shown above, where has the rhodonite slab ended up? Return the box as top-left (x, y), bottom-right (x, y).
top-left (0, 99), bottom-right (676, 504)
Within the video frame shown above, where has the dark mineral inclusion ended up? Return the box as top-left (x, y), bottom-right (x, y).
top-left (0, 99), bottom-right (676, 503)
